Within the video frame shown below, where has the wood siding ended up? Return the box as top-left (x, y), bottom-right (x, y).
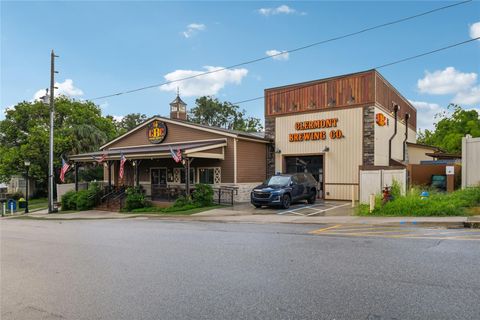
top-left (105, 121), bottom-right (224, 150)
top-left (265, 70), bottom-right (375, 117)
top-left (265, 70), bottom-right (417, 131)
top-left (375, 73), bottom-right (417, 130)
top-left (237, 140), bottom-right (267, 183)
top-left (274, 108), bottom-right (364, 200)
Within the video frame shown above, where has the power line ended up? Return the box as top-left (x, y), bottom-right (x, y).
top-left (232, 36), bottom-right (480, 105)
top-left (88, 0), bottom-right (472, 101)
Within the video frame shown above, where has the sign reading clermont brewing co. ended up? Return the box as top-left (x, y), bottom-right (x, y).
top-left (289, 118), bottom-right (344, 142)
top-left (147, 120), bottom-right (168, 144)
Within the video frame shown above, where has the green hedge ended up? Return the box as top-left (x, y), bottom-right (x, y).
top-left (60, 183), bottom-right (102, 211)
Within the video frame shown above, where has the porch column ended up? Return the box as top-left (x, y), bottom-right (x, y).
top-left (108, 160), bottom-right (112, 189)
top-left (185, 157), bottom-right (190, 197)
top-left (74, 162), bottom-right (79, 192)
top-left (136, 160), bottom-right (140, 187)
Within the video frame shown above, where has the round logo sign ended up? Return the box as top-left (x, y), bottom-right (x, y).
top-left (147, 120), bottom-right (167, 144)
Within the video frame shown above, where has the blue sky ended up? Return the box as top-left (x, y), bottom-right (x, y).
top-left (1, 1), bottom-right (479, 131)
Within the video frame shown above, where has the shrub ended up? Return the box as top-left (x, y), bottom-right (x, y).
top-left (192, 183), bottom-right (214, 207)
top-left (173, 195), bottom-right (193, 208)
top-left (61, 190), bottom-right (77, 211)
top-left (390, 179), bottom-right (402, 199)
top-left (125, 187), bottom-right (147, 211)
top-left (75, 189), bottom-right (96, 211)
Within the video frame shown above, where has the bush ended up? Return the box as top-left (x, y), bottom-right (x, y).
top-left (173, 195), bottom-right (193, 208)
top-left (390, 179), bottom-right (402, 199)
top-left (75, 189), bottom-right (96, 211)
top-left (61, 183), bottom-right (102, 211)
top-left (192, 184), bottom-right (214, 207)
top-left (61, 190), bottom-right (77, 211)
top-left (125, 187), bottom-right (147, 211)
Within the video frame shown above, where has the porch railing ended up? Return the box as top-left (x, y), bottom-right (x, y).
top-left (213, 186), bottom-right (238, 206)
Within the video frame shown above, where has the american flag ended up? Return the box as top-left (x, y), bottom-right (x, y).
top-left (92, 153), bottom-right (107, 163)
top-left (169, 146), bottom-right (182, 163)
top-left (119, 153), bottom-right (127, 180)
top-left (60, 158), bottom-right (70, 183)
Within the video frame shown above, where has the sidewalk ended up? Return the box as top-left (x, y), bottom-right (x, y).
top-left (3, 207), bottom-right (478, 228)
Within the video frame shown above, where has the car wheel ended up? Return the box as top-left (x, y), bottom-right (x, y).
top-left (253, 204), bottom-right (261, 208)
top-left (307, 191), bottom-right (316, 204)
top-left (281, 194), bottom-right (291, 209)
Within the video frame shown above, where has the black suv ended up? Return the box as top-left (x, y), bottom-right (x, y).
top-left (251, 173), bottom-right (318, 209)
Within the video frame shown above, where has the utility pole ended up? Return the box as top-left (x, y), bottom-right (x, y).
top-left (48, 50), bottom-right (59, 213)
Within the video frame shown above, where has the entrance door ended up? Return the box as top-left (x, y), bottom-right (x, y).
top-left (285, 156), bottom-right (324, 198)
top-left (151, 168), bottom-right (167, 200)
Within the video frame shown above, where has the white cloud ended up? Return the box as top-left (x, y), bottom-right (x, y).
top-left (409, 100), bottom-right (444, 131)
top-left (266, 49), bottom-right (289, 61)
top-left (417, 67), bottom-right (477, 95)
top-left (182, 23), bottom-right (206, 38)
top-left (159, 66), bottom-right (248, 97)
top-left (453, 85), bottom-right (480, 105)
top-left (258, 5), bottom-right (304, 16)
top-left (111, 115), bottom-right (124, 122)
top-left (470, 21), bottom-right (480, 39)
top-left (33, 79), bottom-right (84, 100)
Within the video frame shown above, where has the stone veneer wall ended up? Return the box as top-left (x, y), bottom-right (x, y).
top-left (265, 116), bottom-right (276, 177)
top-left (219, 183), bottom-right (262, 203)
top-left (363, 106), bottom-right (375, 165)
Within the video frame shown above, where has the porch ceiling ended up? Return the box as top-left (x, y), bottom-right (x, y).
top-left (69, 139), bottom-right (227, 161)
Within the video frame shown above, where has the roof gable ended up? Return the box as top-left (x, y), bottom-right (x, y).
top-left (101, 116), bottom-right (267, 150)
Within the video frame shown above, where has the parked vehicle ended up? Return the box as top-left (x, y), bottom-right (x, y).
top-left (251, 173), bottom-right (317, 209)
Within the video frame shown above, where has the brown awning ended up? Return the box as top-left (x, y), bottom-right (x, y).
top-left (69, 139), bottom-right (227, 161)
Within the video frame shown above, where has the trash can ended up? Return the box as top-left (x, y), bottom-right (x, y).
top-left (18, 197), bottom-right (26, 209)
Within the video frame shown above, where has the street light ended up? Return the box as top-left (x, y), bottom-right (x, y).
top-left (24, 160), bottom-right (30, 214)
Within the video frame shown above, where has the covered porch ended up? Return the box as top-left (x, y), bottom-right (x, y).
top-left (69, 139), bottom-right (227, 202)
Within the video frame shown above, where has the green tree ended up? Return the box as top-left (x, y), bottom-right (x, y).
top-left (417, 104), bottom-right (480, 153)
top-left (117, 113), bottom-right (148, 133)
top-left (188, 96), bottom-right (263, 132)
top-left (0, 97), bottom-right (117, 193)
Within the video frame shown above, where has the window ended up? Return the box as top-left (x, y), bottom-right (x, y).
top-left (180, 168), bottom-right (195, 184)
top-left (199, 168), bottom-right (215, 184)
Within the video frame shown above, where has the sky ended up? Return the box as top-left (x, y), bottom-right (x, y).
top-left (1, 1), bottom-right (479, 132)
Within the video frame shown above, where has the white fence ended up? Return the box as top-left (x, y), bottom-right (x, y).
top-left (462, 135), bottom-right (480, 188)
top-left (359, 168), bottom-right (406, 204)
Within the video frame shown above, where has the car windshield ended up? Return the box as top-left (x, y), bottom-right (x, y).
top-left (265, 176), bottom-right (290, 186)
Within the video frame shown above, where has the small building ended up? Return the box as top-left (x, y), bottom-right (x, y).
top-left (69, 94), bottom-right (269, 202)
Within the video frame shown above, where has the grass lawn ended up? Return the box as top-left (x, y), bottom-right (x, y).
top-left (127, 204), bottom-right (223, 215)
top-left (28, 198), bottom-right (48, 212)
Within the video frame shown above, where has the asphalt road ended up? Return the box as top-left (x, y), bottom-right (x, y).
top-left (1, 219), bottom-right (480, 320)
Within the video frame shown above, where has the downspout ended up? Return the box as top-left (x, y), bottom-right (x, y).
top-left (388, 104), bottom-right (400, 165)
top-left (402, 113), bottom-right (410, 161)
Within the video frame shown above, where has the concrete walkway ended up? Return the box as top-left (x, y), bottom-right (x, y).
top-left (2, 207), bottom-right (479, 228)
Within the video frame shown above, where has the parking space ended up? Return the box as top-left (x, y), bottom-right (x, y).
top-left (308, 224), bottom-right (480, 241)
top-left (250, 200), bottom-right (352, 216)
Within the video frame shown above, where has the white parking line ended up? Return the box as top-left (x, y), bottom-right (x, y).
top-left (277, 202), bottom-right (350, 216)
